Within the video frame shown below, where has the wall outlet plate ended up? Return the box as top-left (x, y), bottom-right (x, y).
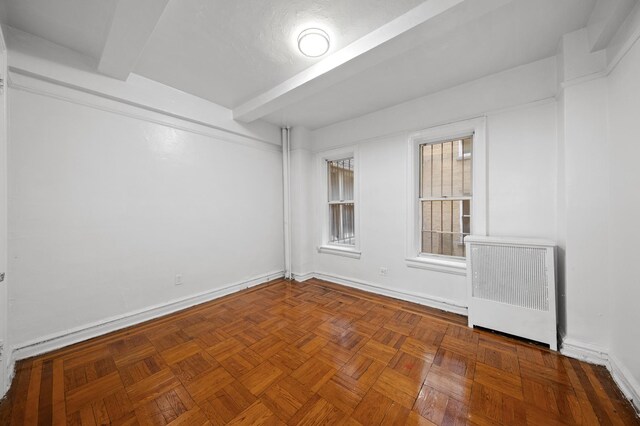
top-left (175, 274), bottom-right (183, 286)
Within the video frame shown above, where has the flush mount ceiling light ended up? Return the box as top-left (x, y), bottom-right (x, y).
top-left (297, 28), bottom-right (330, 57)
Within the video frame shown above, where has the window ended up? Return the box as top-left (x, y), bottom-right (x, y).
top-left (419, 137), bottom-right (472, 258)
top-left (327, 157), bottom-right (355, 246)
top-left (318, 147), bottom-right (360, 259)
top-left (406, 117), bottom-right (486, 274)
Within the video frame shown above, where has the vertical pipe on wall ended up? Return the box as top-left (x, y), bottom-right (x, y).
top-left (282, 127), bottom-right (292, 280)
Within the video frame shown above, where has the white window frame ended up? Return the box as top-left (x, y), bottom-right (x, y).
top-left (405, 117), bottom-right (486, 275)
top-left (317, 146), bottom-right (361, 259)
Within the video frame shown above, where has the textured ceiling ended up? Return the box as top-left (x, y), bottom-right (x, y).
top-left (263, 0), bottom-right (596, 129)
top-left (133, 0), bottom-right (426, 108)
top-left (2, 0), bottom-right (597, 129)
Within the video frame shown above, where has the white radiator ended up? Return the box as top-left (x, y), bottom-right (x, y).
top-left (465, 236), bottom-right (557, 350)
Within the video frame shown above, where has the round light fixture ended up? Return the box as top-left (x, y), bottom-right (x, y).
top-left (297, 28), bottom-right (330, 57)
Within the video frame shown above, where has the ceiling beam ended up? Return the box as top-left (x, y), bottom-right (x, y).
top-left (233, 0), bottom-right (464, 123)
top-left (233, 0), bottom-right (513, 123)
top-left (97, 0), bottom-right (169, 81)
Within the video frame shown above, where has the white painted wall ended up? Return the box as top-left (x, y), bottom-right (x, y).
top-left (291, 57), bottom-right (559, 311)
top-left (545, 11), bottom-right (640, 408)
top-left (311, 57), bottom-right (557, 148)
top-left (289, 127), bottom-right (315, 278)
top-left (607, 30), bottom-right (640, 402)
top-left (485, 105), bottom-right (557, 240)
top-left (560, 77), bottom-right (611, 351)
top-left (5, 27), bottom-right (280, 147)
top-left (0, 26), bottom-right (8, 396)
top-left (0, 29), bottom-right (285, 367)
top-left (7, 82), bottom-right (284, 351)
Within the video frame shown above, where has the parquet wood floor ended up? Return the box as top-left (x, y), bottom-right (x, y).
top-left (1, 278), bottom-right (638, 425)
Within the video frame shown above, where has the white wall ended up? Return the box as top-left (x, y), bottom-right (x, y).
top-left (5, 27), bottom-right (280, 147)
top-left (486, 105), bottom-right (557, 240)
top-left (557, 18), bottom-right (640, 407)
top-left (556, 29), bottom-right (610, 357)
top-left (291, 57), bottom-right (559, 311)
top-left (555, 22), bottom-right (640, 409)
top-left (7, 78), bottom-right (284, 352)
top-left (289, 127), bottom-right (315, 277)
top-left (560, 77), bottom-right (611, 351)
top-left (0, 27), bottom-right (8, 396)
top-left (607, 31), bottom-right (640, 403)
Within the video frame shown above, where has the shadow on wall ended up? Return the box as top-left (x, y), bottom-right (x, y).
top-left (556, 246), bottom-right (567, 345)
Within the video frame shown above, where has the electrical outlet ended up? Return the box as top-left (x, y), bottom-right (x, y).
top-left (379, 267), bottom-right (388, 276)
top-left (175, 274), bottom-right (183, 286)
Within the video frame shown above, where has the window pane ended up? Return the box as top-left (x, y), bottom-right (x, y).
top-left (329, 203), bottom-right (355, 245)
top-left (420, 199), bottom-right (470, 257)
top-left (441, 141), bottom-right (453, 197)
top-left (328, 158), bottom-right (354, 202)
top-left (420, 145), bottom-right (432, 198)
top-left (328, 157), bottom-right (355, 246)
top-left (343, 164), bottom-right (354, 200)
top-left (328, 163), bottom-right (340, 201)
top-left (442, 199), bottom-right (452, 234)
top-left (419, 136), bottom-right (472, 257)
top-left (463, 137), bottom-right (472, 195)
top-left (422, 230), bottom-right (433, 254)
top-left (431, 200), bottom-right (442, 232)
top-left (462, 199), bottom-right (471, 235)
top-left (452, 140), bottom-right (463, 196)
top-left (431, 143), bottom-right (442, 198)
top-left (452, 201), bottom-right (461, 234)
top-left (422, 200), bottom-right (432, 232)
top-left (442, 232), bottom-right (453, 257)
top-left (421, 138), bottom-right (472, 198)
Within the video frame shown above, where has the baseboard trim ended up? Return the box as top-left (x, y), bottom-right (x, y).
top-left (311, 271), bottom-right (468, 316)
top-left (560, 337), bottom-right (609, 365)
top-left (561, 337), bottom-right (640, 414)
top-left (291, 271), bottom-right (314, 282)
top-left (4, 350), bottom-right (14, 399)
top-left (10, 270), bottom-right (284, 363)
top-left (610, 354), bottom-right (640, 414)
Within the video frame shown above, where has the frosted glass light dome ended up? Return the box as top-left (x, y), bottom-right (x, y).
top-left (298, 28), bottom-right (330, 57)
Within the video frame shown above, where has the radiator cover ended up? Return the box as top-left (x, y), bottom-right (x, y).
top-left (466, 236), bottom-right (557, 350)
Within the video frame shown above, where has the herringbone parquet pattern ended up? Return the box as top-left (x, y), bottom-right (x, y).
top-left (0, 278), bottom-right (638, 425)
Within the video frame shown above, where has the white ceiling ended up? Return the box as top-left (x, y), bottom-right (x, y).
top-left (3, 0), bottom-right (596, 130)
top-left (263, 0), bottom-right (596, 128)
top-left (4, 0), bottom-right (118, 60)
top-left (134, 0), bottom-right (426, 108)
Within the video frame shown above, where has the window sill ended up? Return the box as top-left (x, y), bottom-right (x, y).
top-left (405, 256), bottom-right (466, 276)
top-left (318, 245), bottom-right (362, 259)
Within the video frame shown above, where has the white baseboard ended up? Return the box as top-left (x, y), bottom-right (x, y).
top-left (4, 350), bottom-right (14, 399)
top-left (560, 337), bottom-right (609, 365)
top-left (561, 337), bottom-right (640, 414)
top-left (1, 341), bottom-right (14, 399)
top-left (10, 270), bottom-right (284, 364)
top-left (291, 271), bottom-right (314, 282)
top-left (609, 354), bottom-right (640, 414)
top-left (311, 271), bottom-right (468, 316)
